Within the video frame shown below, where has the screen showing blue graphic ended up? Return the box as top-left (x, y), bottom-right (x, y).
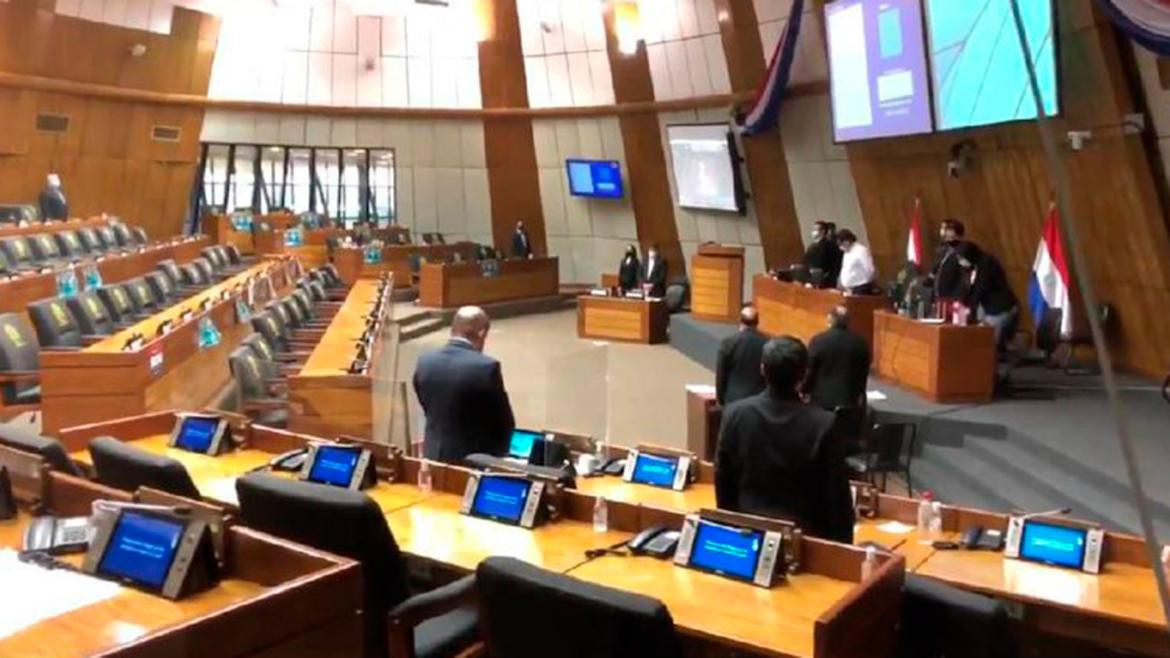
top-left (508, 430), bottom-right (543, 460)
top-left (631, 453), bottom-right (680, 488)
top-left (98, 511), bottom-right (186, 589)
top-left (471, 476), bottom-right (531, 523)
top-left (925, 0), bottom-right (1058, 130)
top-left (284, 228), bottom-right (304, 247)
top-left (689, 520), bottom-right (764, 581)
top-left (175, 416), bottom-right (219, 453)
top-left (1019, 521), bottom-right (1087, 569)
top-left (307, 445), bottom-right (361, 487)
top-left (566, 160), bottom-right (625, 199)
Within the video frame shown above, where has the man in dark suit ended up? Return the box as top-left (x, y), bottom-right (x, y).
top-left (38, 173), bottom-right (68, 221)
top-left (413, 306), bottom-right (515, 464)
top-left (640, 244), bottom-right (668, 297)
top-left (958, 241), bottom-right (1019, 354)
top-left (805, 306), bottom-right (871, 411)
top-left (930, 219), bottom-right (967, 300)
top-left (510, 221), bottom-right (532, 259)
top-left (715, 336), bottom-right (854, 543)
top-left (715, 305), bottom-right (767, 406)
top-left (803, 221), bottom-right (841, 287)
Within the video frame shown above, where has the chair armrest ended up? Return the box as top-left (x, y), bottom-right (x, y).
top-left (387, 575), bottom-right (477, 656)
top-left (0, 370), bottom-right (40, 384)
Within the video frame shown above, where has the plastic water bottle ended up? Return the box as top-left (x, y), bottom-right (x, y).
top-left (592, 496), bottom-right (608, 533)
top-left (417, 460), bottom-right (433, 494)
top-left (917, 491), bottom-right (936, 534)
top-left (860, 546), bottom-right (878, 581)
top-left (1161, 545), bottom-right (1170, 578)
top-left (929, 501), bottom-right (944, 540)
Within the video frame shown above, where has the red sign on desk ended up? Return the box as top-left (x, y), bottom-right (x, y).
top-left (147, 344), bottom-right (165, 378)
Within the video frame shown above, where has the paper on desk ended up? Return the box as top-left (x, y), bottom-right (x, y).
top-left (0, 549), bottom-right (122, 640)
top-left (876, 521), bottom-right (915, 534)
top-left (866, 390), bottom-right (888, 402)
top-left (686, 384), bottom-right (716, 395)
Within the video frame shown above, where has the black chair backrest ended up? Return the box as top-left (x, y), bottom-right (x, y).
top-left (0, 313), bottom-right (41, 404)
top-left (193, 258), bottom-right (215, 280)
top-left (242, 332), bottom-right (277, 362)
top-left (130, 227), bottom-right (149, 245)
top-left (228, 346), bottom-right (271, 400)
top-left (280, 297), bottom-right (306, 328)
top-left (156, 259), bottom-right (183, 286)
top-left (181, 263), bottom-right (208, 286)
top-left (66, 291), bottom-right (115, 336)
top-left (96, 226), bottom-right (118, 248)
top-left (111, 223), bottom-right (132, 246)
top-left (27, 297), bottom-right (83, 348)
top-left (78, 228), bottom-right (104, 253)
top-left (476, 557), bottom-right (682, 658)
top-left (0, 425), bottom-right (82, 476)
top-left (97, 285), bottom-right (136, 324)
top-left (321, 264), bottom-right (342, 287)
top-left (225, 245), bottom-right (243, 265)
top-left (267, 300), bottom-right (294, 329)
top-left (0, 249), bottom-right (10, 274)
top-left (236, 473), bottom-right (409, 658)
top-left (29, 233), bottom-right (61, 261)
top-left (55, 230), bottom-right (85, 256)
top-left (145, 271), bottom-right (176, 302)
top-left (124, 277), bottom-right (159, 312)
top-left (89, 436), bottom-right (200, 498)
top-left (307, 280), bottom-right (327, 303)
top-left (899, 574), bottom-right (1014, 658)
top-left (202, 247), bottom-right (226, 270)
top-left (870, 422), bottom-right (915, 469)
top-left (251, 312), bottom-right (287, 352)
top-left (1, 238), bottom-right (34, 265)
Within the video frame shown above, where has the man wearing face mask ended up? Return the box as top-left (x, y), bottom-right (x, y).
top-left (931, 219), bottom-right (967, 300)
top-left (641, 244), bottom-right (668, 298)
top-left (956, 242), bottom-right (1019, 354)
top-left (617, 244), bottom-right (641, 294)
top-left (803, 221), bottom-right (842, 287)
top-left (38, 173), bottom-right (68, 221)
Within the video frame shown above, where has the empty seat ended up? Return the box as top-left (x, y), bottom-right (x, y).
top-left (130, 226), bottom-right (148, 245)
top-left (65, 291), bottom-right (116, 336)
top-left (899, 574), bottom-right (1015, 658)
top-left (145, 271), bottom-right (179, 303)
top-left (96, 225), bottom-right (118, 249)
top-left (224, 245), bottom-right (243, 265)
top-left (0, 425), bottom-right (82, 476)
top-left (77, 228), bottom-right (104, 253)
top-left (26, 298), bottom-right (84, 348)
top-left (111, 223), bottom-right (133, 246)
top-left (28, 233), bottom-right (64, 262)
top-left (236, 473), bottom-right (478, 658)
top-left (89, 436), bottom-right (200, 498)
top-left (180, 263), bottom-right (210, 287)
top-left (192, 257), bottom-right (216, 281)
top-left (0, 313), bottom-right (42, 407)
top-left (124, 277), bottom-right (161, 316)
top-left (54, 230), bottom-right (86, 257)
top-left (0, 238), bottom-right (36, 269)
top-left (251, 311), bottom-right (290, 352)
top-left (97, 284), bottom-right (141, 326)
top-left (228, 346), bottom-right (289, 427)
top-left (155, 259), bottom-right (183, 287)
top-left (201, 247), bottom-right (227, 271)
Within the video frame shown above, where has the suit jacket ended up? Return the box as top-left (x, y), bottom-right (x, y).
top-left (511, 229), bottom-right (531, 259)
top-left (618, 256), bottom-right (640, 292)
top-left (715, 391), bottom-right (854, 543)
top-left (413, 339), bottom-right (516, 464)
top-left (715, 327), bottom-right (767, 406)
top-left (806, 326), bottom-right (871, 411)
top-left (965, 253), bottom-right (1017, 315)
top-left (38, 188), bottom-right (68, 221)
top-left (931, 243), bottom-right (966, 300)
top-left (803, 238), bottom-right (841, 287)
top-left (640, 257), bottom-right (668, 297)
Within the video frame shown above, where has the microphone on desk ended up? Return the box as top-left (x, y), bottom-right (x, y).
top-left (1012, 507), bottom-right (1071, 520)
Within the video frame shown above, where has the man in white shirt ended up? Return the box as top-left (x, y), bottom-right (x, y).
top-left (836, 229), bottom-right (876, 294)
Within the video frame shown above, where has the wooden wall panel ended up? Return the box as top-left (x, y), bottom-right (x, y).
top-left (602, 4), bottom-right (685, 272)
top-left (714, 0), bottom-right (805, 268)
top-left (0, 1), bottom-right (217, 239)
top-left (842, 0), bottom-right (1170, 376)
top-left (477, 0), bottom-right (547, 255)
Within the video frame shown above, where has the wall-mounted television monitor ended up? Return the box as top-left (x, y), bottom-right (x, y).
top-left (566, 160), bottom-right (624, 199)
top-left (924, 0), bottom-right (1058, 131)
top-left (665, 124), bottom-right (745, 214)
top-left (825, 0), bottom-right (934, 142)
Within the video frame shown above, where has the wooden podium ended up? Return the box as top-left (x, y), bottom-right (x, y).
top-left (690, 244), bottom-right (745, 323)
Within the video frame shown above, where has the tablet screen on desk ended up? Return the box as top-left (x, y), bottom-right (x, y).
top-left (687, 519), bottom-right (764, 582)
top-left (631, 453), bottom-right (679, 488)
top-left (508, 430), bottom-right (542, 460)
top-left (471, 476), bottom-right (532, 524)
top-left (97, 510), bottom-right (186, 590)
top-left (307, 445), bottom-right (362, 488)
top-left (1019, 521), bottom-right (1087, 570)
top-left (174, 416), bottom-right (221, 454)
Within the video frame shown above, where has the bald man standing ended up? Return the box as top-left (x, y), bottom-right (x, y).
top-left (715, 305), bottom-right (768, 406)
top-left (413, 306), bottom-right (515, 464)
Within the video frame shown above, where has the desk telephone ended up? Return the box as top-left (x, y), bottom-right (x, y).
top-left (627, 526), bottom-right (680, 558)
top-left (250, 448), bottom-right (309, 473)
top-left (23, 516), bottom-right (92, 554)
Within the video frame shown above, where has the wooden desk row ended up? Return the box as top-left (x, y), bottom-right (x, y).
top-left (39, 258), bottom-right (296, 434)
top-left (55, 412), bottom-right (901, 658)
top-left (418, 257), bottom-right (560, 309)
top-left (0, 216), bottom-right (111, 239)
top-left (0, 235), bottom-right (211, 315)
top-left (253, 230), bottom-right (328, 270)
top-left (206, 213), bottom-right (411, 257)
top-left (333, 242), bottom-right (480, 285)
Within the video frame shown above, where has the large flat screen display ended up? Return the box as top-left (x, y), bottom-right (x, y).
top-left (826, 0), bottom-right (933, 142)
top-left (925, 0), bottom-right (1058, 130)
top-left (666, 124), bottom-right (744, 213)
top-left (566, 160), bottom-right (625, 199)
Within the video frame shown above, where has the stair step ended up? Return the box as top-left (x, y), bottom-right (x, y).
top-left (400, 318), bottom-right (445, 341)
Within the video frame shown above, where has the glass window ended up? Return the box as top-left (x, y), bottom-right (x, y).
top-left (286, 148), bottom-right (312, 214)
top-left (340, 149), bottom-right (366, 223)
top-left (203, 144), bottom-right (231, 211)
top-left (260, 146), bottom-right (286, 213)
top-left (314, 148), bottom-right (340, 219)
top-left (370, 149), bottom-right (396, 226)
top-left (229, 145), bottom-right (259, 212)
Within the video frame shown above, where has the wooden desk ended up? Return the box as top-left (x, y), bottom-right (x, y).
top-left (384, 493), bottom-right (630, 573)
top-left (691, 244), bottom-right (745, 324)
top-left (418, 257), bottom-right (559, 308)
top-left (39, 260), bottom-right (291, 434)
top-left (574, 476), bottom-right (716, 512)
top-left (576, 295), bottom-right (668, 343)
top-left (0, 216), bottom-right (109, 239)
top-left (753, 276), bottom-right (889, 351)
top-left (872, 310), bottom-right (996, 403)
top-left (333, 242), bottom-right (479, 285)
top-left (254, 230), bottom-right (328, 269)
top-left (685, 385), bottom-right (719, 461)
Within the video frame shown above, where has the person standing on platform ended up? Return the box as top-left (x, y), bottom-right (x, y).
top-left (715, 305), bottom-right (767, 406)
top-left (805, 306), bottom-right (871, 411)
top-left (510, 220), bottom-right (532, 259)
top-left (38, 173), bottom-right (68, 221)
top-left (618, 244), bottom-right (641, 294)
top-left (836, 229), bottom-right (876, 294)
top-left (641, 244), bottom-right (668, 298)
top-left (931, 219), bottom-right (968, 300)
top-left (715, 337), bottom-right (854, 543)
top-left (957, 242), bottom-right (1020, 355)
top-left (413, 306), bottom-right (515, 464)
top-left (803, 221), bottom-right (842, 287)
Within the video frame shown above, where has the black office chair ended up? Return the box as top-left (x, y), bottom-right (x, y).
top-left (54, 230), bottom-right (86, 257)
top-left (224, 244), bottom-right (244, 266)
top-left (145, 271), bottom-right (180, 304)
top-left (243, 332), bottom-right (307, 367)
top-left (111, 223), bottom-right (133, 247)
top-left (65, 291), bottom-right (117, 337)
top-left (0, 313), bottom-right (43, 407)
top-left (154, 259), bottom-right (184, 287)
top-left (898, 574), bottom-right (1015, 658)
top-left (476, 556), bottom-right (683, 658)
top-left (180, 263), bottom-right (210, 287)
top-left (0, 425), bottom-right (82, 476)
top-left (833, 404), bottom-right (869, 456)
top-left (124, 277), bottom-right (161, 316)
top-left (664, 278), bottom-right (689, 314)
top-left (130, 226), bottom-right (149, 245)
top-left (192, 257), bottom-right (218, 282)
top-left (97, 284), bottom-right (146, 326)
top-left (89, 437), bottom-right (200, 498)
top-left (847, 421), bottom-right (917, 495)
top-left (236, 473), bottom-right (479, 658)
top-left (26, 298), bottom-right (87, 348)
top-left (96, 225), bottom-right (119, 250)
top-left (0, 250), bottom-right (15, 276)
top-left (228, 346), bottom-right (289, 427)
top-left (251, 311), bottom-right (291, 353)
top-left (78, 228), bottom-right (104, 253)
top-left (28, 233), bottom-right (65, 263)
top-left (0, 238), bottom-right (36, 270)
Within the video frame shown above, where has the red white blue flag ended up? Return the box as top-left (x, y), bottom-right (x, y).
top-left (906, 197), bottom-right (924, 269)
top-left (1096, 0), bottom-right (1170, 55)
top-left (1027, 203), bottom-right (1073, 337)
top-left (740, 0), bottom-right (805, 136)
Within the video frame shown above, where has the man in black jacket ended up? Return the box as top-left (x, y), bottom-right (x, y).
top-left (931, 219), bottom-right (967, 300)
top-left (715, 305), bottom-right (767, 406)
top-left (617, 244), bottom-right (640, 294)
top-left (803, 221), bottom-right (842, 287)
top-left (413, 306), bottom-right (516, 464)
top-left (715, 336), bottom-right (854, 543)
top-left (640, 244), bottom-right (668, 297)
top-left (38, 173), bottom-right (68, 221)
top-left (957, 242), bottom-right (1019, 354)
top-left (510, 221), bottom-right (532, 259)
top-left (805, 306), bottom-right (871, 411)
